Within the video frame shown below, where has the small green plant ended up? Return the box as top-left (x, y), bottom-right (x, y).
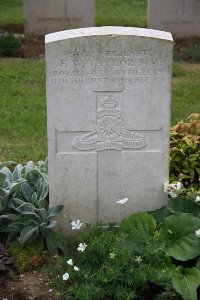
top-left (0, 32), bottom-right (21, 57)
top-left (0, 158), bottom-right (66, 254)
top-left (170, 113), bottom-right (200, 189)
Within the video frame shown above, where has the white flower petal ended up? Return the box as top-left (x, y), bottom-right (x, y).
top-left (196, 196), bottom-right (200, 203)
top-left (67, 258), bottom-right (73, 266)
top-left (195, 229), bottom-right (200, 238)
top-left (74, 266), bottom-right (79, 271)
top-left (116, 198), bottom-right (128, 205)
top-left (71, 219), bottom-right (83, 230)
top-left (77, 242), bottom-right (87, 252)
top-left (62, 272), bottom-right (69, 281)
top-left (109, 252), bottom-right (116, 259)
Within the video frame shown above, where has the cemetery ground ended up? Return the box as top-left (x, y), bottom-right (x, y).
top-left (0, 1), bottom-right (200, 300)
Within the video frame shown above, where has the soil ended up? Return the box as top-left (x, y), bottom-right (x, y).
top-left (16, 34), bottom-right (45, 59)
top-left (0, 271), bottom-right (58, 300)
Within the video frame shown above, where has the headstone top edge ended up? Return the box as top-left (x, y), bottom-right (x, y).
top-left (45, 26), bottom-right (173, 44)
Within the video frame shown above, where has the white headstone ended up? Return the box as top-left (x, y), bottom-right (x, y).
top-left (148, 0), bottom-right (200, 38)
top-left (24, 0), bottom-right (95, 36)
top-left (45, 27), bottom-right (173, 230)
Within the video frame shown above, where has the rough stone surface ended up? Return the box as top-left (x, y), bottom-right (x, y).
top-left (148, 0), bottom-right (200, 38)
top-left (24, 0), bottom-right (95, 36)
top-left (45, 27), bottom-right (173, 230)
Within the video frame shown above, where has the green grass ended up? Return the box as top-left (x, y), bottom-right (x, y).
top-left (96, 0), bottom-right (147, 27)
top-left (0, 58), bottom-right (47, 163)
top-left (0, 59), bottom-right (199, 163)
top-left (0, 0), bottom-right (24, 31)
top-left (172, 63), bottom-right (200, 124)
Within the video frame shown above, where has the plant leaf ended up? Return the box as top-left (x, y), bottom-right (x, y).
top-left (46, 220), bottom-right (57, 229)
top-left (37, 180), bottom-right (48, 202)
top-left (36, 208), bottom-right (48, 222)
top-left (196, 257), bottom-right (200, 270)
top-left (14, 203), bottom-right (36, 216)
top-left (19, 225), bottom-right (38, 245)
top-left (160, 213), bottom-right (200, 260)
top-left (25, 161), bottom-right (36, 172)
top-left (149, 205), bottom-right (172, 225)
top-left (25, 170), bottom-right (41, 187)
top-left (48, 205), bottom-right (64, 218)
top-left (0, 173), bottom-right (6, 188)
top-left (1, 167), bottom-right (12, 184)
top-left (120, 212), bottom-right (156, 235)
top-left (167, 197), bottom-right (200, 217)
top-left (172, 267), bottom-right (200, 300)
top-left (12, 164), bottom-right (23, 182)
top-left (21, 181), bottom-right (33, 201)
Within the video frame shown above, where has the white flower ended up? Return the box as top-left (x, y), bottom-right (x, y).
top-left (163, 181), bottom-right (182, 198)
top-left (164, 181), bottom-right (169, 193)
top-left (49, 289), bottom-right (53, 293)
top-left (71, 219), bottom-right (83, 230)
top-left (67, 258), bottom-right (73, 266)
top-left (195, 229), bottom-right (200, 238)
top-left (77, 242), bottom-right (87, 252)
top-left (62, 272), bottom-right (69, 281)
top-left (196, 196), bottom-right (200, 203)
top-left (109, 252), bottom-right (116, 259)
top-left (116, 198), bottom-right (128, 205)
top-left (74, 266), bottom-right (79, 271)
top-left (176, 182), bottom-right (182, 191)
top-left (171, 192), bottom-right (177, 198)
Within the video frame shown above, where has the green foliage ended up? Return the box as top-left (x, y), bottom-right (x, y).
top-left (56, 210), bottom-right (200, 300)
top-left (0, 32), bottom-right (21, 57)
top-left (0, 158), bottom-right (65, 254)
top-left (171, 267), bottom-right (200, 300)
top-left (167, 197), bottom-right (200, 217)
top-left (170, 113), bottom-right (200, 188)
top-left (120, 211), bottom-right (156, 235)
top-left (160, 213), bottom-right (200, 261)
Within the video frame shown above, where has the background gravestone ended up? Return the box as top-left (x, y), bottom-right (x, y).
top-left (148, 0), bottom-right (200, 38)
top-left (45, 27), bottom-right (173, 230)
top-left (24, 0), bottom-right (95, 36)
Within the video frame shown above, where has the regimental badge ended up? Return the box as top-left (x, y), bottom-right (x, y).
top-left (72, 95), bottom-right (146, 151)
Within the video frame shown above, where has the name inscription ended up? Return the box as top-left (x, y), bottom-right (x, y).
top-left (49, 46), bottom-right (171, 86)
